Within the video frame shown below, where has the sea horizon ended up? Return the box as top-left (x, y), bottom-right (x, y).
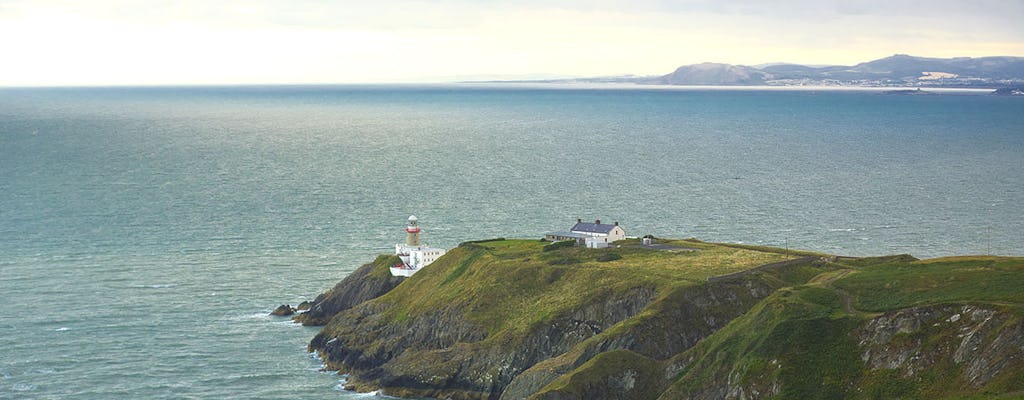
top-left (0, 81), bottom-right (1005, 93)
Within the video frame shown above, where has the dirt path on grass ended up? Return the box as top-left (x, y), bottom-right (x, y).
top-left (809, 269), bottom-right (857, 314)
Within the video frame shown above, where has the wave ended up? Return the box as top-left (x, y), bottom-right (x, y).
top-left (132, 284), bottom-right (176, 289)
top-left (228, 312), bottom-right (272, 322)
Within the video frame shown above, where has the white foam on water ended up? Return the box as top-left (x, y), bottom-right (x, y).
top-left (272, 319), bottom-right (303, 327)
top-left (230, 312), bottom-right (271, 322)
top-left (55, 327), bottom-right (70, 332)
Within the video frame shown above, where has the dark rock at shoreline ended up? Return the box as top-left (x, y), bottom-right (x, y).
top-left (992, 87), bottom-right (1024, 96)
top-left (271, 304), bottom-right (296, 316)
top-left (881, 88), bottom-right (935, 95)
top-left (296, 301), bottom-right (312, 311)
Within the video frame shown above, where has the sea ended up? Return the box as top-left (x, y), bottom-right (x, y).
top-left (1, 84), bottom-right (1021, 399)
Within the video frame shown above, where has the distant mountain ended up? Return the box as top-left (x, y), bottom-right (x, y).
top-left (645, 62), bottom-right (768, 85)
top-left (473, 54), bottom-right (1024, 87)
top-left (847, 54), bottom-right (1024, 79)
top-left (646, 54), bottom-right (1024, 87)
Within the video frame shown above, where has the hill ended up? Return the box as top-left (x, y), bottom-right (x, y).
top-left (645, 63), bottom-right (769, 85)
top-left (294, 239), bottom-right (1024, 399)
top-left (478, 54), bottom-right (1024, 87)
top-left (657, 55), bottom-right (1024, 86)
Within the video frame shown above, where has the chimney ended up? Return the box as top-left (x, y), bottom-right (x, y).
top-left (577, 218), bottom-right (582, 223)
top-left (614, 221), bottom-right (618, 226)
top-left (595, 219), bottom-right (601, 224)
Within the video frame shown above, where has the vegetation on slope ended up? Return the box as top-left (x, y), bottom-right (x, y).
top-left (374, 239), bottom-right (794, 338)
top-left (831, 256), bottom-right (1024, 312)
top-left (655, 255), bottom-right (1024, 400)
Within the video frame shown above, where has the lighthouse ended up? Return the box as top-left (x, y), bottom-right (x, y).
top-left (405, 215), bottom-right (421, 247)
top-left (391, 215), bottom-right (446, 277)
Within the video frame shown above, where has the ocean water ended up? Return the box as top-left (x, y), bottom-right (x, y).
top-left (0, 84), bottom-right (1021, 399)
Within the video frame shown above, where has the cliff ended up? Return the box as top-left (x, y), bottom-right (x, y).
top-left (292, 254), bottom-right (406, 326)
top-left (299, 239), bottom-right (1024, 399)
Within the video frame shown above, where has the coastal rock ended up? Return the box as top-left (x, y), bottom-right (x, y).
top-left (271, 304), bottom-right (295, 316)
top-left (859, 304), bottom-right (1024, 387)
top-left (293, 254), bottom-right (405, 326)
top-left (296, 301), bottom-right (312, 311)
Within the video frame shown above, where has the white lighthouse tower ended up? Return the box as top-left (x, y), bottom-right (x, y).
top-left (391, 215), bottom-right (446, 277)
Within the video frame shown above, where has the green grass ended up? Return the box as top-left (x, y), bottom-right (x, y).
top-left (659, 255), bottom-right (1024, 400)
top-left (664, 285), bottom-right (864, 399)
top-left (832, 256), bottom-right (1024, 312)
top-left (533, 350), bottom-right (664, 400)
top-left (366, 254), bottom-right (404, 279)
top-left (440, 248), bottom-right (484, 285)
top-left (711, 241), bottom-right (829, 258)
top-left (375, 239), bottom-right (796, 339)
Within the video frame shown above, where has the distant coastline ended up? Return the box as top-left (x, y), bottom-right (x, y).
top-left (455, 81), bottom-right (998, 94)
top-left (463, 54), bottom-right (1024, 91)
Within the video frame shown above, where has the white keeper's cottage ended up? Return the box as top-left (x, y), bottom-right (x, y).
top-left (391, 215), bottom-right (446, 277)
top-left (544, 219), bottom-right (626, 248)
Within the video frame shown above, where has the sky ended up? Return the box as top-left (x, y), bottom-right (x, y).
top-left (1, 0), bottom-right (1023, 86)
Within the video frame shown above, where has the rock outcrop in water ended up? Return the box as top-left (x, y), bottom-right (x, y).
top-left (299, 239), bottom-right (1024, 399)
top-left (270, 304), bottom-right (296, 316)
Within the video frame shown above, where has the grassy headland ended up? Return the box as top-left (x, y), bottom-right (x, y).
top-left (300, 238), bottom-right (1024, 400)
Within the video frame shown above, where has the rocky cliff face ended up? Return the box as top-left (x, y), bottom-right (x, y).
top-left (311, 283), bottom-right (661, 398)
top-left (653, 255), bottom-right (1024, 400)
top-left (658, 302), bottom-right (1024, 400)
top-left (859, 304), bottom-right (1024, 391)
top-left (293, 254), bottom-right (405, 326)
top-left (502, 270), bottom-right (810, 400)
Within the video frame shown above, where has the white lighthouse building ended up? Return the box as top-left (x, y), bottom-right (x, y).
top-left (391, 215), bottom-right (446, 277)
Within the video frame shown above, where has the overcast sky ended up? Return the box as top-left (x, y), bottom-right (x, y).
top-left (1, 0), bottom-right (1022, 86)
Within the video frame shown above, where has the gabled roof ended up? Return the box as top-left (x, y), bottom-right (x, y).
top-left (571, 222), bottom-right (617, 234)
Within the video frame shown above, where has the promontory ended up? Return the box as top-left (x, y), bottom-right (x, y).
top-left (290, 238), bottom-right (1024, 400)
